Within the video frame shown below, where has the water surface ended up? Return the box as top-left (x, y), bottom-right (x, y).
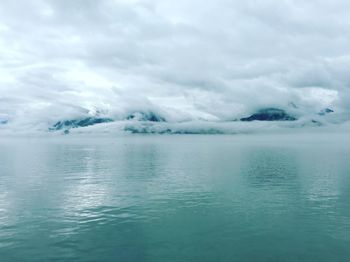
top-left (0, 134), bottom-right (349, 261)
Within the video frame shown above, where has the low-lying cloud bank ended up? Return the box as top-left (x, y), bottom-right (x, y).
top-left (1, 0), bottom-right (350, 134)
top-left (0, 105), bottom-right (349, 135)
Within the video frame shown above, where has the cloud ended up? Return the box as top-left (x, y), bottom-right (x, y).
top-left (0, 0), bottom-right (350, 130)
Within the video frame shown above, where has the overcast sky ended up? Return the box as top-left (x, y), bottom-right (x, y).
top-left (1, 0), bottom-right (350, 125)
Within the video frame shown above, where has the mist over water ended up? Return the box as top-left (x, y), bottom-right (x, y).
top-left (1, 1), bottom-right (350, 261)
top-left (0, 134), bottom-right (349, 261)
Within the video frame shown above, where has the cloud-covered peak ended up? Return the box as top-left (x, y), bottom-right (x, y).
top-left (1, 0), bottom-right (350, 131)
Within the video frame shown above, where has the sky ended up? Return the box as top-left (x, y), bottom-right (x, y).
top-left (1, 0), bottom-right (350, 128)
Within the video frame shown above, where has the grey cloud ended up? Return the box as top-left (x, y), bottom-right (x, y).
top-left (1, 0), bottom-right (350, 130)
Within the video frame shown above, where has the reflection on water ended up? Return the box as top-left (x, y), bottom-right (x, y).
top-left (0, 135), bottom-right (349, 261)
top-left (243, 147), bottom-right (299, 187)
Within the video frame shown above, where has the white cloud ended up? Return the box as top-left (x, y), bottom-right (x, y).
top-left (0, 0), bottom-right (350, 130)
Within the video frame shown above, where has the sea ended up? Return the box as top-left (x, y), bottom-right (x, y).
top-left (0, 134), bottom-right (349, 261)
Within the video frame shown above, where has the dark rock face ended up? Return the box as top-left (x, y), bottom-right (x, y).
top-left (50, 117), bottom-right (113, 131)
top-left (124, 125), bottom-right (224, 134)
top-left (318, 108), bottom-right (334, 116)
top-left (310, 120), bottom-right (322, 126)
top-left (126, 112), bottom-right (166, 122)
top-left (240, 108), bottom-right (297, 121)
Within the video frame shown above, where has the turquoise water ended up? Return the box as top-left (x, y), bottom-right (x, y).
top-left (0, 134), bottom-right (349, 261)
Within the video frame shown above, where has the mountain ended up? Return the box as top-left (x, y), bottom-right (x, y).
top-left (50, 117), bottom-right (113, 132)
top-left (318, 108), bottom-right (334, 116)
top-left (240, 108), bottom-right (297, 121)
top-left (126, 111), bottom-right (166, 122)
